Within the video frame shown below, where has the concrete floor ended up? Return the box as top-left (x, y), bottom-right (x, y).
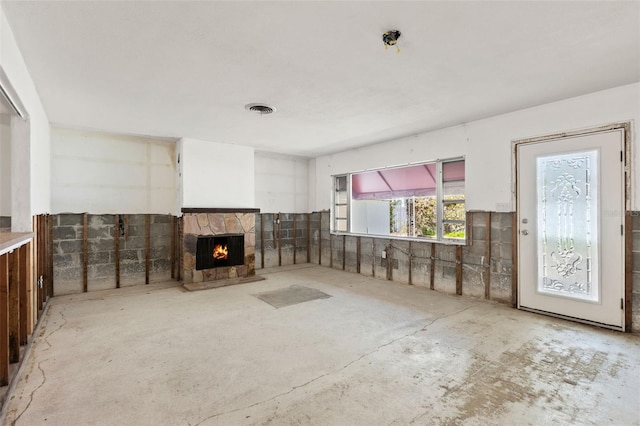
top-left (1, 264), bottom-right (639, 426)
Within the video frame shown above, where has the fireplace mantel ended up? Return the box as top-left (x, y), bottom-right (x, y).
top-left (181, 208), bottom-right (260, 214)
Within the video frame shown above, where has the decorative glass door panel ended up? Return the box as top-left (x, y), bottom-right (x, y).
top-left (537, 150), bottom-right (598, 302)
top-left (518, 130), bottom-right (624, 329)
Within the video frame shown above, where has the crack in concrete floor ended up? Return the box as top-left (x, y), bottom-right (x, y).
top-left (193, 305), bottom-right (477, 425)
top-left (6, 306), bottom-right (66, 426)
top-left (2, 267), bottom-right (639, 426)
top-left (43, 308), bottom-right (67, 351)
top-left (9, 359), bottom-right (48, 426)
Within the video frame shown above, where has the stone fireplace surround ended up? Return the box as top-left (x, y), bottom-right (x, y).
top-left (181, 208), bottom-right (259, 285)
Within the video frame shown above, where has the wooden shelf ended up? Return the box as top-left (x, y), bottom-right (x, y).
top-left (0, 233), bottom-right (34, 256)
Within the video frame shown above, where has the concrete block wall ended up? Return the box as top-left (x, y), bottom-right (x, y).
top-left (293, 213), bottom-right (311, 263)
top-left (256, 210), bottom-right (515, 305)
top-left (489, 213), bottom-right (514, 303)
top-left (0, 216), bottom-right (10, 232)
top-left (52, 213), bottom-right (83, 294)
top-left (329, 234), bottom-right (341, 269)
top-left (122, 214), bottom-right (173, 286)
top-left (358, 237), bottom-right (375, 277)
top-left (308, 212), bottom-right (322, 267)
top-left (255, 213), bottom-right (311, 268)
top-left (320, 211), bottom-right (331, 266)
top-left (433, 244), bottom-right (457, 294)
top-left (53, 214), bottom-right (175, 295)
top-left (320, 212), bottom-right (514, 304)
top-left (408, 241), bottom-right (430, 287)
top-left (255, 213), bottom-right (272, 268)
top-left (461, 231), bottom-right (485, 299)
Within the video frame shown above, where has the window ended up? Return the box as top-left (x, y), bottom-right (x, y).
top-left (332, 158), bottom-right (465, 242)
top-left (334, 175), bottom-right (348, 232)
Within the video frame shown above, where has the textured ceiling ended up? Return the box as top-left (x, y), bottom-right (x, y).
top-left (2, 1), bottom-right (639, 157)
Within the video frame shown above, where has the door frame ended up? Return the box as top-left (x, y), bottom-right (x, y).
top-left (512, 122), bottom-right (632, 332)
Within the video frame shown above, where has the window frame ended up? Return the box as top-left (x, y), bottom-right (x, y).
top-left (333, 174), bottom-right (349, 232)
top-left (331, 157), bottom-right (466, 244)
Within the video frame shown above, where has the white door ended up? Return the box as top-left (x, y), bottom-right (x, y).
top-left (517, 129), bottom-right (625, 329)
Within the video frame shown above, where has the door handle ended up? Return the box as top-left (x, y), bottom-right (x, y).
top-left (521, 230), bottom-right (529, 235)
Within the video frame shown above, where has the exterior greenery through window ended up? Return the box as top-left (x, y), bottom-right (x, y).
top-left (332, 158), bottom-right (465, 242)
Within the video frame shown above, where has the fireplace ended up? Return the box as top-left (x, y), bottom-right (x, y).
top-left (181, 208), bottom-right (259, 285)
top-left (196, 234), bottom-right (244, 270)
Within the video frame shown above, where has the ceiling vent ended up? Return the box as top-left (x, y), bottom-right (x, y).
top-left (245, 103), bottom-right (277, 115)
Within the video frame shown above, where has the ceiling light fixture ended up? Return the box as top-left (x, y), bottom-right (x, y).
top-left (245, 103), bottom-right (277, 115)
top-left (382, 30), bottom-right (401, 53)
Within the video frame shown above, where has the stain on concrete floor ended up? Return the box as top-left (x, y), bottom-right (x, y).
top-left (2, 266), bottom-right (639, 426)
top-left (254, 285), bottom-right (332, 308)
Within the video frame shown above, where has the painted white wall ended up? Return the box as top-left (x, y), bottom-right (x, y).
top-left (29, 114), bottom-right (50, 216)
top-left (254, 151), bottom-right (308, 213)
top-left (51, 127), bottom-right (178, 214)
top-left (1, 4), bottom-right (51, 227)
top-left (308, 158), bottom-right (317, 212)
top-left (181, 138), bottom-right (254, 209)
top-left (311, 83), bottom-right (640, 212)
top-left (10, 115), bottom-right (30, 230)
top-left (0, 115), bottom-right (10, 216)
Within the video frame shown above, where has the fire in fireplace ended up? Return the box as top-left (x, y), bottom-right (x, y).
top-left (213, 243), bottom-right (228, 260)
top-left (196, 234), bottom-right (244, 270)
